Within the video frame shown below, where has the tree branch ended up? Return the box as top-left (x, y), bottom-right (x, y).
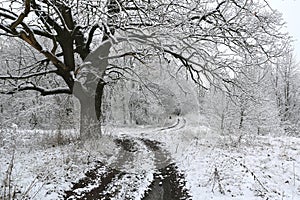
top-left (31, 0), bottom-right (63, 34)
top-left (1, 85), bottom-right (71, 96)
top-left (85, 24), bottom-right (100, 51)
top-left (0, 10), bottom-right (17, 21)
top-left (0, 8), bottom-right (18, 17)
top-left (0, 24), bottom-right (14, 35)
top-left (46, 0), bottom-right (71, 32)
top-left (186, 1), bottom-right (226, 24)
top-left (10, 0), bottom-right (31, 29)
top-left (0, 70), bottom-right (58, 80)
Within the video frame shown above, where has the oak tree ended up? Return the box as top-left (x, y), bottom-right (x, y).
top-left (0, 0), bottom-right (288, 138)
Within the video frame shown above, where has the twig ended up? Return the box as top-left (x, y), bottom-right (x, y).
top-left (212, 167), bottom-right (225, 194)
top-left (230, 156), bottom-right (269, 193)
top-left (22, 176), bottom-right (38, 199)
top-left (3, 151), bottom-right (15, 199)
top-left (30, 182), bottom-right (45, 199)
top-left (205, 166), bottom-right (225, 195)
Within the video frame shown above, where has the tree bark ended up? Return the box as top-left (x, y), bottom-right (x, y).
top-left (75, 79), bottom-right (105, 140)
top-left (79, 96), bottom-right (101, 140)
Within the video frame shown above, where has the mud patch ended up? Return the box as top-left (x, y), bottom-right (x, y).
top-left (64, 161), bottom-right (123, 199)
top-left (114, 138), bottom-right (138, 152)
top-left (140, 138), bottom-right (161, 151)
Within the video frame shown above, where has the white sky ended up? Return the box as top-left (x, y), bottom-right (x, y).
top-left (268, 0), bottom-right (300, 61)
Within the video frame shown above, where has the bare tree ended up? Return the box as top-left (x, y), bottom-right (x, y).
top-left (0, 0), bottom-right (289, 139)
top-left (272, 50), bottom-right (300, 134)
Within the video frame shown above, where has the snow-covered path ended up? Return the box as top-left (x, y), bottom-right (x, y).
top-left (63, 117), bottom-right (190, 199)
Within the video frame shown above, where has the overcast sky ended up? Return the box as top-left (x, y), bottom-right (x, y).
top-left (269, 0), bottom-right (300, 61)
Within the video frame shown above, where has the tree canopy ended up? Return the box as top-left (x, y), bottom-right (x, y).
top-left (0, 0), bottom-right (290, 137)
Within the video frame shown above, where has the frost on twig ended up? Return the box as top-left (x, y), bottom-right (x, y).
top-left (2, 151), bottom-right (15, 199)
top-left (206, 166), bottom-right (225, 195)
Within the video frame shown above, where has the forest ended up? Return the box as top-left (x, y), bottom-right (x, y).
top-left (0, 0), bottom-right (299, 199)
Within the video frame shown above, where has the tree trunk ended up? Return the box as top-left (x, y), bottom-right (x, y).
top-left (77, 80), bottom-right (105, 140)
top-left (79, 98), bottom-right (101, 140)
top-left (239, 108), bottom-right (245, 129)
top-left (72, 38), bottom-right (111, 140)
top-left (73, 0), bottom-right (118, 139)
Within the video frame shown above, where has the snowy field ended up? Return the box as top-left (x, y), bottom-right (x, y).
top-left (1, 116), bottom-right (300, 199)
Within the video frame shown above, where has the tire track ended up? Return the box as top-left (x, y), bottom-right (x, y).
top-left (154, 117), bottom-right (186, 133)
top-left (64, 137), bottom-right (155, 200)
top-left (157, 118), bottom-right (180, 131)
top-left (140, 138), bottom-right (191, 200)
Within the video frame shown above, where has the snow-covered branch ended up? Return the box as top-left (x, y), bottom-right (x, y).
top-left (10, 0), bottom-right (31, 30)
top-left (1, 84), bottom-right (71, 96)
top-left (0, 70), bottom-right (58, 80)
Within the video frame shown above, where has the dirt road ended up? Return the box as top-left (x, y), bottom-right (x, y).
top-left (64, 118), bottom-right (190, 200)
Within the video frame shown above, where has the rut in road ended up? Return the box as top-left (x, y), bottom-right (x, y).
top-left (63, 138), bottom-right (143, 200)
top-left (140, 138), bottom-right (191, 200)
top-left (63, 138), bottom-right (148, 200)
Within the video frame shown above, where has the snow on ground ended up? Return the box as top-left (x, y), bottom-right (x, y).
top-left (1, 115), bottom-right (300, 199)
top-left (134, 115), bottom-right (300, 200)
top-left (0, 129), bottom-right (120, 199)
